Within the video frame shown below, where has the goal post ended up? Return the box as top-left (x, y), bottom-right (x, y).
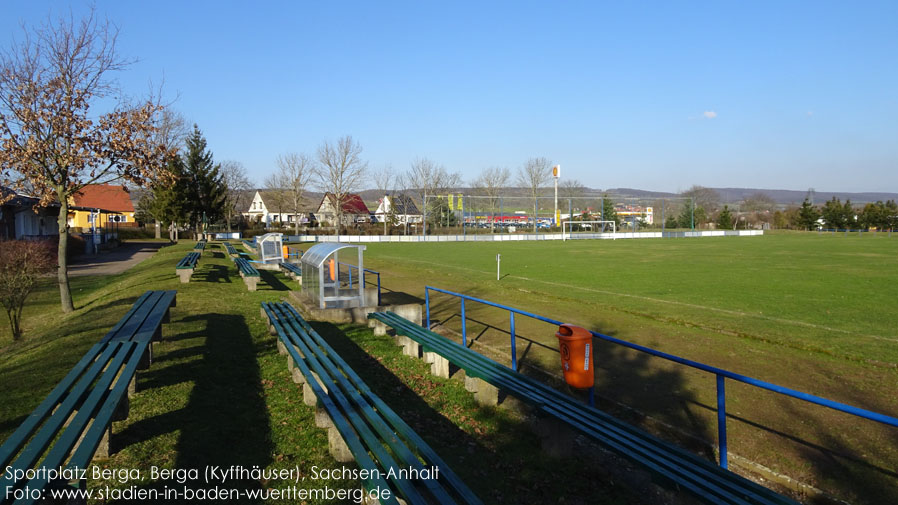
top-left (562, 220), bottom-right (616, 241)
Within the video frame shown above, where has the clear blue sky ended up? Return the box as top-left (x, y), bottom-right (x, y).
top-left (3, 1), bottom-right (897, 193)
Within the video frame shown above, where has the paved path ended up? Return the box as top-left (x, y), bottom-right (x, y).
top-left (68, 240), bottom-right (168, 277)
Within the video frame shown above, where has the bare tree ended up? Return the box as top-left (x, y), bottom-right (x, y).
top-left (560, 178), bottom-right (586, 199)
top-left (276, 152), bottom-right (313, 235)
top-left (680, 185), bottom-right (721, 214)
top-left (517, 157), bottom-right (553, 231)
top-left (372, 164), bottom-right (396, 235)
top-left (315, 135), bottom-right (368, 234)
top-left (156, 108), bottom-right (190, 153)
top-left (220, 160), bottom-right (251, 232)
top-left (404, 157), bottom-right (461, 230)
top-left (472, 167), bottom-right (511, 232)
top-left (0, 10), bottom-right (175, 312)
top-left (263, 173), bottom-right (287, 228)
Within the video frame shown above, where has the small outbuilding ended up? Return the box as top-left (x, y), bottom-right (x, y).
top-left (301, 243), bottom-right (367, 309)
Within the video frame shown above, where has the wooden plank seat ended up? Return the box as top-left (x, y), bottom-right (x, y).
top-left (262, 302), bottom-right (482, 505)
top-left (234, 257), bottom-right (260, 291)
top-left (193, 240), bottom-right (205, 254)
top-left (0, 290), bottom-right (176, 505)
top-left (223, 242), bottom-right (238, 257)
top-left (175, 251), bottom-right (201, 283)
top-left (368, 311), bottom-right (797, 505)
top-left (280, 261), bottom-right (301, 282)
top-left (241, 239), bottom-right (256, 252)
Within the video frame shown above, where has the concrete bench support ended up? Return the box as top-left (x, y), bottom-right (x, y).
top-left (177, 268), bottom-right (193, 283)
top-left (473, 377), bottom-right (499, 406)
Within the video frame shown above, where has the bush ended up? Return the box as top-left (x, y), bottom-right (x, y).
top-left (0, 240), bottom-right (55, 340)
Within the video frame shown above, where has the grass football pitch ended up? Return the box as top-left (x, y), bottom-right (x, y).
top-left (355, 231), bottom-right (898, 503)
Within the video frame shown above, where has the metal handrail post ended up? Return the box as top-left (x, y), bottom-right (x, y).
top-left (461, 298), bottom-right (467, 347)
top-left (425, 288), bottom-right (430, 329)
top-left (509, 311), bottom-right (517, 371)
top-left (717, 375), bottom-right (728, 468)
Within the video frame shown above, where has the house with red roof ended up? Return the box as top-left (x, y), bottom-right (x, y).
top-left (67, 184), bottom-right (137, 229)
top-left (315, 192), bottom-right (372, 226)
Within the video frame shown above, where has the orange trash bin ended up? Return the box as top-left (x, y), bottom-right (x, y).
top-left (555, 324), bottom-right (594, 389)
top-left (328, 258), bottom-right (336, 282)
top-left (282, 245), bottom-right (289, 259)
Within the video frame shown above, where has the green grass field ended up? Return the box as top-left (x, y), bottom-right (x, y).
top-left (350, 231), bottom-right (898, 504)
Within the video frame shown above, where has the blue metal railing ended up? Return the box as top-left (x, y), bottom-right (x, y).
top-left (337, 262), bottom-right (382, 305)
top-left (424, 285), bottom-right (898, 469)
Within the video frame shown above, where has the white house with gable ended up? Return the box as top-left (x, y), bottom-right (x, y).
top-left (243, 190), bottom-right (314, 227)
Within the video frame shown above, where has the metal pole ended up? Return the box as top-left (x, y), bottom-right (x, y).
top-left (510, 311), bottom-right (517, 371)
top-left (554, 176), bottom-right (559, 229)
top-left (569, 198), bottom-right (573, 240)
top-left (691, 197), bottom-right (695, 231)
top-left (662, 199), bottom-right (666, 234)
top-left (348, 265), bottom-right (353, 288)
top-left (376, 272), bottom-right (381, 305)
top-left (496, 253), bottom-right (501, 280)
top-left (588, 386), bottom-right (595, 407)
top-left (717, 374), bottom-right (728, 469)
top-left (424, 288), bottom-right (430, 329)
top-left (461, 298), bottom-right (467, 347)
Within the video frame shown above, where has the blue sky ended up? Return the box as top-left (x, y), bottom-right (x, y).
top-left (3, 1), bottom-right (897, 193)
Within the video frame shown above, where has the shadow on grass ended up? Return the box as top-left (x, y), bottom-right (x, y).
top-left (119, 313), bottom-right (273, 503)
top-left (311, 320), bottom-right (640, 505)
top-left (258, 270), bottom-right (290, 291)
top-left (197, 264), bottom-right (232, 283)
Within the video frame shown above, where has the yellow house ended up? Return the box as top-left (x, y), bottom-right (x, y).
top-left (68, 184), bottom-right (137, 229)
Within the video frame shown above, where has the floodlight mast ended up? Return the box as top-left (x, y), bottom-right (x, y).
top-left (552, 165), bottom-right (561, 226)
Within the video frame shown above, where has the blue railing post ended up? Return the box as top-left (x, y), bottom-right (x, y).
top-left (588, 386), bottom-right (595, 407)
top-left (349, 265), bottom-right (353, 288)
top-left (425, 288), bottom-right (431, 329)
top-left (376, 272), bottom-right (381, 305)
top-left (510, 311), bottom-right (517, 371)
top-left (717, 374), bottom-right (728, 469)
top-left (461, 298), bottom-right (467, 347)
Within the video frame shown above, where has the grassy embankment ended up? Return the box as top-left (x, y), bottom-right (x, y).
top-left (0, 241), bottom-right (637, 505)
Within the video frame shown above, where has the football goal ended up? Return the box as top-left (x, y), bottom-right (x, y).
top-left (562, 220), bottom-right (616, 241)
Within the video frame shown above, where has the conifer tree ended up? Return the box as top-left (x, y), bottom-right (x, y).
top-left (183, 125), bottom-right (226, 232)
top-left (797, 198), bottom-right (820, 230)
top-left (717, 205), bottom-right (734, 229)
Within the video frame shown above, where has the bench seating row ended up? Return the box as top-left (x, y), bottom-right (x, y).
top-left (262, 302), bottom-right (481, 505)
top-left (175, 251), bottom-right (201, 283)
top-left (234, 257), bottom-right (260, 291)
top-left (0, 290), bottom-right (176, 505)
top-left (368, 311), bottom-right (797, 505)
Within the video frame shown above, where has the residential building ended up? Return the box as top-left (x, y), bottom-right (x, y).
top-left (68, 184), bottom-right (136, 229)
top-left (244, 190), bottom-right (316, 227)
top-left (0, 188), bottom-right (60, 240)
top-left (373, 194), bottom-right (422, 224)
top-left (316, 192), bottom-right (371, 226)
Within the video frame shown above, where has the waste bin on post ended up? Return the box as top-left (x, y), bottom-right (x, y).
top-left (555, 324), bottom-right (594, 389)
top-left (283, 245), bottom-right (289, 260)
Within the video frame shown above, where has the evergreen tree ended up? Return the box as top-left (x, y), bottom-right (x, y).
top-left (796, 198), bottom-right (820, 230)
top-left (717, 205), bottom-right (733, 229)
top-left (664, 214), bottom-right (678, 229)
top-left (822, 197), bottom-right (847, 230)
top-left (601, 195), bottom-right (619, 226)
top-left (183, 125), bottom-right (226, 232)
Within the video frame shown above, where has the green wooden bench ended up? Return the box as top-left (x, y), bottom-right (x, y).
top-left (262, 302), bottom-right (482, 505)
top-left (0, 290), bottom-right (176, 504)
top-left (223, 241), bottom-right (238, 257)
top-left (280, 261), bottom-right (301, 282)
top-left (241, 239), bottom-right (256, 253)
top-left (194, 240), bottom-right (205, 254)
top-left (368, 311), bottom-right (797, 505)
top-left (234, 257), bottom-right (260, 291)
top-left (175, 251), bottom-right (201, 283)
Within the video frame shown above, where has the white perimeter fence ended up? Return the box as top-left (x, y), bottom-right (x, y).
top-left (286, 230), bottom-right (764, 243)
